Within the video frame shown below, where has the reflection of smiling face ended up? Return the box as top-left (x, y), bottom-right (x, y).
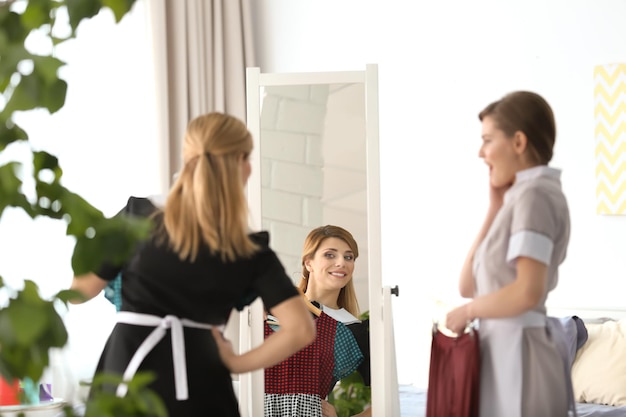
top-left (305, 237), bottom-right (355, 292)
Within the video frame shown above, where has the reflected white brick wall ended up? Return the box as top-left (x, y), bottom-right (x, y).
top-left (259, 83), bottom-right (369, 312)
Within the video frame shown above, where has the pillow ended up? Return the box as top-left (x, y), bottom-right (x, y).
top-left (572, 319), bottom-right (626, 406)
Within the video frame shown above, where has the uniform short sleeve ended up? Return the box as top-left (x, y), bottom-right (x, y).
top-left (96, 196), bottom-right (156, 280)
top-left (507, 188), bottom-right (557, 265)
top-left (238, 232), bottom-right (298, 312)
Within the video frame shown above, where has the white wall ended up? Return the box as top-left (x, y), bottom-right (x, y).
top-left (250, 0), bottom-right (626, 388)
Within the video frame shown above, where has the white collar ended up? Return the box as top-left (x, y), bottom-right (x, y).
top-left (515, 165), bottom-right (561, 183)
top-left (320, 305), bottom-right (361, 324)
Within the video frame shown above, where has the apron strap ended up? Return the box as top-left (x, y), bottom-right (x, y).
top-left (547, 317), bottom-right (578, 417)
top-left (115, 312), bottom-right (221, 401)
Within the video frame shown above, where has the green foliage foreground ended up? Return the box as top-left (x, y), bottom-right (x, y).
top-left (0, 0), bottom-right (161, 415)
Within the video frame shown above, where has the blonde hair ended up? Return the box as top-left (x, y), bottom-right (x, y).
top-left (297, 225), bottom-right (361, 317)
top-left (161, 112), bottom-right (258, 262)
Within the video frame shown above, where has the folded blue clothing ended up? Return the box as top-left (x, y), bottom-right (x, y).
top-left (559, 315), bottom-right (589, 368)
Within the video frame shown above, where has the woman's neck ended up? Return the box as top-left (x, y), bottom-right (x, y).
top-left (305, 289), bottom-right (340, 310)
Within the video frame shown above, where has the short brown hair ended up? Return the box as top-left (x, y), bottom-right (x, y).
top-left (479, 91), bottom-right (556, 164)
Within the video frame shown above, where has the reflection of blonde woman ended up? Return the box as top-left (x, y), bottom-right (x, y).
top-left (71, 112), bottom-right (315, 417)
top-left (265, 225), bottom-right (371, 417)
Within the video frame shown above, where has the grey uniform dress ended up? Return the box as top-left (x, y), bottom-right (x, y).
top-left (473, 166), bottom-right (572, 417)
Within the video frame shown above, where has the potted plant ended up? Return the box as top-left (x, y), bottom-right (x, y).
top-left (0, 0), bottom-right (163, 415)
top-left (328, 311), bottom-right (372, 417)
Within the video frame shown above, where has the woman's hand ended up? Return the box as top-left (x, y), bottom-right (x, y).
top-left (69, 273), bottom-right (109, 304)
top-left (446, 303), bottom-right (473, 335)
top-left (212, 327), bottom-right (236, 371)
top-left (321, 400), bottom-right (338, 417)
top-left (488, 182), bottom-right (512, 211)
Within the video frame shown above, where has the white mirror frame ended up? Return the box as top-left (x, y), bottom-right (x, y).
top-left (238, 64), bottom-right (396, 417)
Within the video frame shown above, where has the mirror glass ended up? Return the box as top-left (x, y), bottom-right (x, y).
top-left (258, 82), bottom-right (369, 310)
top-left (242, 65), bottom-right (391, 417)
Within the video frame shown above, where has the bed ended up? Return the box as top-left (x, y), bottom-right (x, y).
top-left (550, 307), bottom-right (626, 417)
top-left (399, 307), bottom-right (626, 417)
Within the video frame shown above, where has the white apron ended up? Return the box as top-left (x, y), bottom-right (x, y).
top-left (114, 312), bottom-right (221, 400)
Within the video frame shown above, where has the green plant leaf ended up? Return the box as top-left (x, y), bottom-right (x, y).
top-left (33, 181), bottom-right (67, 219)
top-left (55, 288), bottom-right (85, 304)
top-left (7, 300), bottom-right (49, 346)
top-left (44, 304), bottom-right (68, 347)
top-left (2, 73), bottom-right (41, 112)
top-left (33, 150), bottom-right (63, 181)
top-left (40, 76), bottom-right (67, 113)
top-left (22, 0), bottom-right (52, 30)
top-left (0, 344), bottom-right (27, 379)
top-left (0, 9), bottom-right (29, 45)
top-left (24, 343), bottom-right (50, 380)
top-left (1, 70), bottom-right (67, 115)
top-left (86, 372), bottom-right (169, 417)
top-left (65, 0), bottom-right (103, 32)
top-left (31, 54), bottom-right (66, 85)
top-left (0, 46), bottom-right (32, 92)
top-left (0, 309), bottom-right (19, 347)
top-left (328, 369), bottom-right (371, 416)
top-left (0, 282), bottom-right (68, 381)
top-left (71, 214), bottom-right (151, 275)
top-left (102, 0), bottom-right (137, 22)
top-left (0, 161), bottom-right (36, 218)
top-left (60, 191), bottom-right (104, 233)
top-left (19, 279), bottom-right (47, 306)
top-left (0, 119), bottom-right (28, 150)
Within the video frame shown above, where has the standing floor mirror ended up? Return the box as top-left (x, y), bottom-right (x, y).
top-left (239, 64), bottom-right (399, 416)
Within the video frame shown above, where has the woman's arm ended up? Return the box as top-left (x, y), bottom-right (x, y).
top-left (458, 206), bottom-right (499, 298)
top-left (459, 182), bottom-right (510, 298)
top-left (69, 273), bottom-right (109, 304)
top-left (212, 294), bottom-right (315, 373)
top-left (448, 256), bottom-right (547, 334)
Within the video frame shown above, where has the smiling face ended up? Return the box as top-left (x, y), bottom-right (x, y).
top-left (479, 115), bottom-right (527, 188)
top-left (304, 237), bottom-right (355, 295)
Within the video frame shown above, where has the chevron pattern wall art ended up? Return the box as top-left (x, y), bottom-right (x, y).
top-left (594, 63), bottom-right (626, 215)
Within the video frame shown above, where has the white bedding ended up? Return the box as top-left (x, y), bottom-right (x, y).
top-left (575, 403), bottom-right (626, 417)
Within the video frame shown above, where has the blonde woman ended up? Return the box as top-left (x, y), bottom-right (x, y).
top-left (71, 112), bottom-right (315, 417)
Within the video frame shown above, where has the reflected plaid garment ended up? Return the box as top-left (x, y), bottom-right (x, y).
top-left (104, 273), bottom-right (122, 311)
top-left (264, 312), bottom-right (363, 417)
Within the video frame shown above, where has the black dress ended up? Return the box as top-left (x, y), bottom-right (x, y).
top-left (90, 197), bottom-right (298, 417)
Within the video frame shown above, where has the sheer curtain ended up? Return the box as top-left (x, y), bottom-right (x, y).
top-left (146, 0), bottom-right (256, 184)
